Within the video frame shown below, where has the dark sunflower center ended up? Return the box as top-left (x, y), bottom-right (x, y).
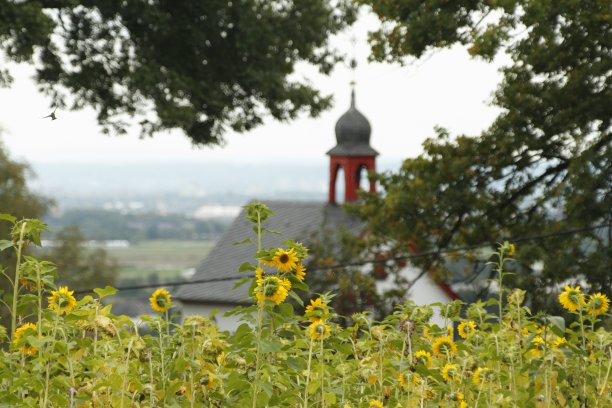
top-left (279, 254), bottom-right (289, 263)
top-left (156, 296), bottom-right (167, 307)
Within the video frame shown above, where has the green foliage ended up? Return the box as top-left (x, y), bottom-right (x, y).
top-left (0, 213), bottom-right (610, 407)
top-left (352, 0), bottom-right (611, 311)
top-left (0, 0), bottom-right (357, 145)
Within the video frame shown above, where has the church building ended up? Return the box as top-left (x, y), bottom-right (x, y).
top-left (175, 88), bottom-right (457, 330)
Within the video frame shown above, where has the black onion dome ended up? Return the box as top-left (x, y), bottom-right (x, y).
top-left (327, 89), bottom-right (378, 156)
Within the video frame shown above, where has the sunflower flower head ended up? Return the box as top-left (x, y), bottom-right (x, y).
top-left (530, 335), bottom-right (546, 357)
top-left (473, 367), bottom-right (491, 386)
top-left (432, 336), bottom-right (457, 356)
top-left (553, 337), bottom-right (567, 349)
top-left (305, 297), bottom-right (329, 322)
top-left (200, 372), bottom-right (214, 391)
top-left (255, 276), bottom-right (291, 305)
top-left (558, 285), bottom-right (584, 312)
top-left (442, 363), bottom-right (460, 382)
top-left (369, 400), bottom-right (383, 408)
top-left (414, 349), bottom-right (433, 368)
top-left (293, 263), bottom-right (306, 282)
top-left (149, 288), bottom-right (172, 313)
top-left (272, 248), bottom-right (299, 273)
top-left (13, 323), bottom-right (38, 355)
top-left (255, 267), bottom-right (264, 281)
top-left (458, 320), bottom-right (477, 339)
top-left (48, 286), bottom-right (77, 315)
top-left (585, 292), bottom-right (610, 316)
top-left (308, 321), bottom-right (331, 341)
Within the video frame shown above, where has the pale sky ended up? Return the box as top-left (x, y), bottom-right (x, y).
top-left (0, 10), bottom-right (508, 165)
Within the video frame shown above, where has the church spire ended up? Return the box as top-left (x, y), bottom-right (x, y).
top-left (326, 54), bottom-right (378, 204)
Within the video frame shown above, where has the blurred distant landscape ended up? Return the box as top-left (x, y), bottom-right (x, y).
top-left (27, 159), bottom-right (400, 314)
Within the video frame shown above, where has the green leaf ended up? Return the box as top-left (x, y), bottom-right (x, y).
top-left (324, 392), bottom-right (336, 405)
top-left (0, 214), bottom-right (16, 223)
top-left (238, 262), bottom-right (256, 272)
top-left (546, 316), bottom-right (566, 336)
top-left (262, 227), bottom-right (281, 235)
top-left (93, 286), bottom-right (118, 299)
top-left (288, 290), bottom-right (304, 307)
top-left (0, 240), bottom-right (13, 251)
top-left (259, 338), bottom-right (282, 353)
top-left (233, 276), bottom-right (252, 289)
top-left (277, 302), bottom-right (294, 318)
top-left (232, 238), bottom-right (252, 246)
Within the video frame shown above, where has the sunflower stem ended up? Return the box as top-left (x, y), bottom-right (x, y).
top-left (35, 262), bottom-right (43, 339)
top-left (252, 209), bottom-right (263, 408)
top-left (320, 338), bottom-right (325, 408)
top-left (10, 221), bottom-right (27, 340)
top-left (303, 338), bottom-right (314, 408)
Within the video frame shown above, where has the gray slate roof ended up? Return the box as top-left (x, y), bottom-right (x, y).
top-left (176, 201), bottom-right (362, 304)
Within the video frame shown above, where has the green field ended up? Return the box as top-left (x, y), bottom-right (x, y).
top-left (106, 240), bottom-right (214, 283)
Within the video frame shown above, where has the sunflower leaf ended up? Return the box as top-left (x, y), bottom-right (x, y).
top-left (0, 240), bottom-right (13, 252)
top-left (288, 290), bottom-right (304, 307)
top-left (0, 214), bottom-right (16, 224)
top-left (238, 262), bottom-right (256, 272)
top-left (232, 238), bottom-right (252, 246)
top-left (93, 286), bottom-right (118, 299)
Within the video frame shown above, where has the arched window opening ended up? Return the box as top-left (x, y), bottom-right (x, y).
top-left (357, 165), bottom-right (370, 192)
top-left (335, 166), bottom-right (345, 204)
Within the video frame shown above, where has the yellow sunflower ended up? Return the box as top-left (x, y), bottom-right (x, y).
top-left (149, 288), bottom-right (172, 313)
top-left (305, 297), bottom-right (329, 322)
top-left (507, 243), bottom-right (516, 256)
top-left (473, 367), bottom-right (490, 386)
top-left (272, 248), bottom-right (299, 272)
top-left (530, 335), bottom-right (546, 357)
top-left (255, 266), bottom-right (264, 281)
top-left (441, 363), bottom-right (460, 382)
top-left (423, 324), bottom-right (435, 340)
top-left (13, 323), bottom-right (38, 355)
top-left (558, 285), bottom-right (584, 312)
top-left (201, 372), bottom-right (214, 391)
top-left (369, 400), bottom-right (383, 408)
top-left (553, 337), bottom-right (567, 349)
top-left (432, 336), bottom-right (457, 356)
top-left (398, 371), bottom-right (420, 388)
top-left (308, 321), bottom-right (331, 341)
top-left (293, 264), bottom-right (306, 282)
top-left (48, 286), bottom-right (77, 315)
top-left (414, 350), bottom-right (433, 368)
top-left (458, 321), bottom-right (477, 339)
top-left (585, 292), bottom-right (610, 316)
top-left (448, 391), bottom-right (465, 402)
top-left (255, 276), bottom-right (291, 305)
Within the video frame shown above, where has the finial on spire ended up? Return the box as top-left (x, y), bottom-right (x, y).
top-left (349, 34), bottom-right (357, 109)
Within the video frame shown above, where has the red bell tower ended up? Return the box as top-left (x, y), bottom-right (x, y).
top-left (327, 87), bottom-right (378, 204)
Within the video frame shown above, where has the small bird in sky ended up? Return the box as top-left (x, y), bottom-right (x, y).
top-left (42, 107), bottom-right (57, 120)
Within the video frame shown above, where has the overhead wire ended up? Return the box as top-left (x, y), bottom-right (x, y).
top-left (72, 221), bottom-right (611, 295)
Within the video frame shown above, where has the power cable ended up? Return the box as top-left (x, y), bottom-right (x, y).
top-left (72, 221), bottom-right (611, 295)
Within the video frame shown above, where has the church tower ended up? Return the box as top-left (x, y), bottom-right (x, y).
top-left (327, 86), bottom-right (378, 204)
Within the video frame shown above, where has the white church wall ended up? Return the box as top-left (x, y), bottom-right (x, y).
top-left (376, 265), bottom-right (454, 327)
